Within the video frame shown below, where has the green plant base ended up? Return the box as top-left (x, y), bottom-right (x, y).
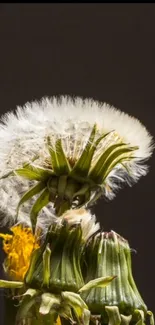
top-left (4, 296), bottom-right (57, 325)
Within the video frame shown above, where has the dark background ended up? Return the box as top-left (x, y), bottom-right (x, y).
top-left (0, 3), bottom-right (155, 323)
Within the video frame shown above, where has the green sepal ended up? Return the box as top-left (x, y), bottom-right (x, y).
top-left (42, 245), bottom-right (51, 288)
top-left (125, 247), bottom-right (147, 312)
top-left (79, 275), bottom-right (116, 293)
top-left (47, 137), bottom-right (71, 175)
top-left (62, 291), bottom-right (89, 323)
top-left (25, 232), bottom-right (50, 286)
top-left (62, 291), bottom-right (88, 310)
top-left (17, 181), bottom-right (46, 215)
top-left (70, 124), bottom-right (97, 177)
top-left (134, 309), bottom-right (145, 325)
top-left (0, 279), bottom-right (24, 288)
top-left (55, 139), bottom-right (71, 174)
top-left (39, 293), bottom-right (61, 315)
top-left (47, 136), bottom-right (59, 174)
top-left (120, 315), bottom-right (132, 325)
top-left (147, 311), bottom-right (154, 325)
top-left (103, 151), bottom-right (138, 181)
top-left (89, 143), bottom-right (125, 181)
top-left (30, 187), bottom-right (50, 231)
top-left (105, 306), bottom-right (121, 325)
top-left (15, 164), bottom-right (54, 181)
top-left (24, 247), bottom-right (41, 285)
top-left (22, 288), bottom-right (39, 297)
top-left (89, 143), bottom-right (138, 183)
top-left (71, 124), bottom-right (112, 178)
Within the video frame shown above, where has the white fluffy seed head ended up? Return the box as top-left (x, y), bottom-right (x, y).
top-left (0, 96), bottom-right (153, 173)
top-left (61, 208), bottom-right (100, 241)
top-left (0, 96), bottom-right (153, 227)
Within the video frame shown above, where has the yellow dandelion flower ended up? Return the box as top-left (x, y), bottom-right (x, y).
top-left (56, 316), bottom-right (61, 324)
top-left (0, 225), bottom-right (39, 281)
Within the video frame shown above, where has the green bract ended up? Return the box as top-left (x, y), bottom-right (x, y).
top-left (2, 124), bottom-right (138, 232)
top-left (81, 231), bottom-right (152, 325)
top-left (24, 220), bottom-right (85, 293)
top-left (0, 219), bottom-right (115, 324)
top-left (0, 223), bottom-right (153, 325)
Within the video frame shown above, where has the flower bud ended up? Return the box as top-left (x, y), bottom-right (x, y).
top-left (25, 219), bottom-right (85, 293)
top-left (81, 231), bottom-right (148, 324)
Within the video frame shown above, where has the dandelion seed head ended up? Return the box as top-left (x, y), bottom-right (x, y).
top-left (0, 96), bottom-right (153, 173)
top-left (0, 96), bottom-right (153, 226)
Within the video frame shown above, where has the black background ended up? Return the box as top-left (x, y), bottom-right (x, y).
top-left (0, 3), bottom-right (155, 323)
